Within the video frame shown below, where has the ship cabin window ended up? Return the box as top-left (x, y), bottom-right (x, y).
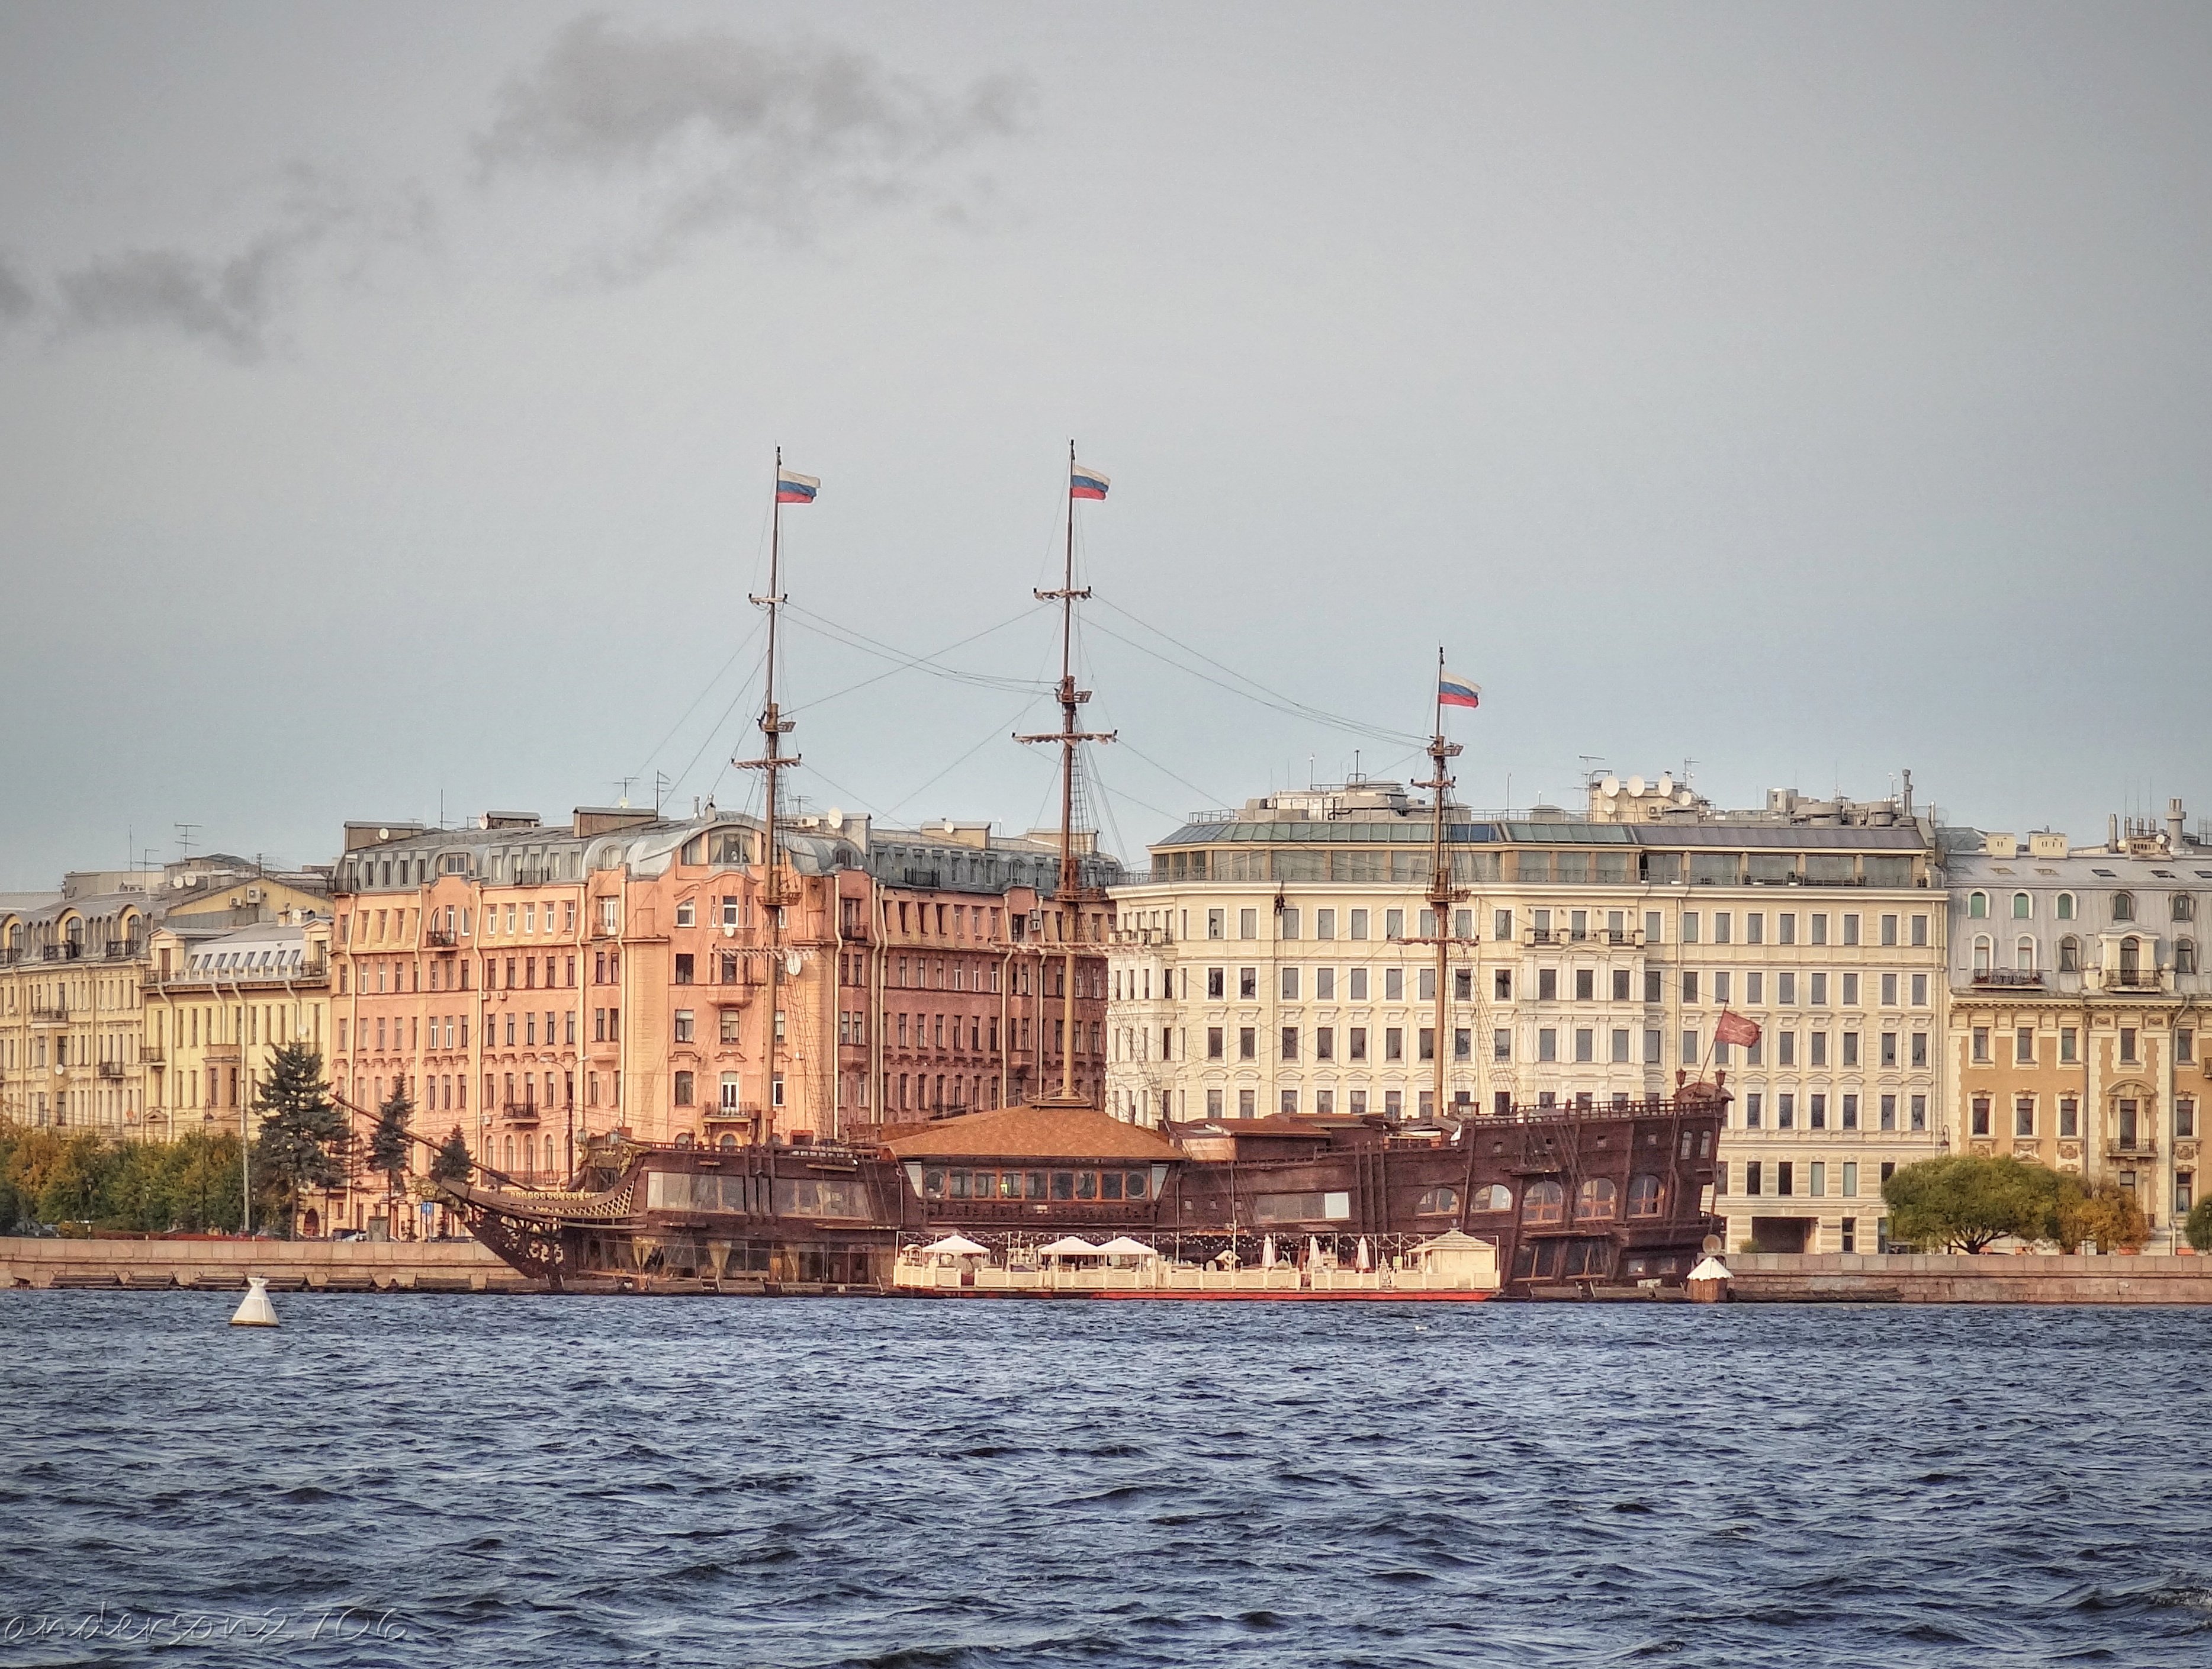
top-left (1574, 1178), bottom-right (1617, 1221)
top-left (1627, 1174), bottom-right (1664, 1217)
top-left (1522, 1180), bottom-right (1565, 1224)
top-left (1470, 1184), bottom-right (1513, 1213)
top-left (937, 1167), bottom-right (1151, 1204)
top-left (1415, 1186), bottom-right (1459, 1215)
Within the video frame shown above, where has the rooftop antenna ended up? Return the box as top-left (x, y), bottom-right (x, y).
top-left (613, 776), bottom-right (638, 810)
top-left (175, 822), bottom-right (200, 861)
top-left (654, 771), bottom-right (671, 817)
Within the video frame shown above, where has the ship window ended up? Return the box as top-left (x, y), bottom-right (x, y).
top-left (1101, 1171), bottom-right (1124, 1200)
top-left (1052, 1171), bottom-right (1075, 1201)
top-left (1415, 1185), bottom-right (1458, 1215)
top-left (1522, 1180), bottom-right (1565, 1224)
top-left (1471, 1184), bottom-right (1513, 1213)
top-left (923, 1169), bottom-right (946, 1200)
top-left (1627, 1175), bottom-right (1664, 1217)
top-left (1125, 1170), bottom-right (1149, 1201)
top-left (1574, 1179), bottom-right (1618, 1220)
top-left (949, 1171), bottom-right (970, 1199)
top-left (1076, 1171), bottom-right (1097, 1200)
top-left (970, 1170), bottom-right (995, 1198)
top-left (1027, 1170), bottom-right (1047, 1200)
top-left (998, 1173), bottom-right (1020, 1200)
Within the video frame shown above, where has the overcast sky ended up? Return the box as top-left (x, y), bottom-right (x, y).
top-left (4, 1), bottom-right (2209, 887)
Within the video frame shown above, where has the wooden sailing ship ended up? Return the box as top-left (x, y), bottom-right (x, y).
top-left (430, 448), bottom-right (1728, 1298)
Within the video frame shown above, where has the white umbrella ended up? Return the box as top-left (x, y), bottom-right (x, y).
top-left (1039, 1236), bottom-right (1105, 1258)
top-left (1262, 1234), bottom-right (1277, 1269)
top-left (1307, 1236), bottom-right (1322, 1267)
top-left (1096, 1236), bottom-right (1156, 1259)
top-left (921, 1234), bottom-right (989, 1258)
top-left (1357, 1236), bottom-right (1372, 1272)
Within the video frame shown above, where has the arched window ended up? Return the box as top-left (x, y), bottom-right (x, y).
top-left (1416, 1185), bottom-right (1459, 1215)
top-left (1626, 1174), bottom-right (1664, 1217)
top-left (2179, 940), bottom-right (2200, 976)
top-left (2059, 935), bottom-right (2081, 972)
top-left (2174, 894), bottom-right (2197, 923)
top-left (504, 1135), bottom-right (516, 1170)
top-left (2012, 893), bottom-right (2031, 919)
top-left (2113, 892), bottom-right (2136, 923)
top-left (1471, 1184), bottom-right (1513, 1213)
top-left (1574, 1178), bottom-right (1618, 1220)
top-left (2057, 893), bottom-right (2076, 921)
top-left (1521, 1179), bottom-right (1564, 1224)
top-left (1973, 935), bottom-right (1992, 973)
top-left (1968, 892), bottom-right (1989, 919)
top-left (2120, 937), bottom-right (2142, 976)
top-left (2016, 937), bottom-right (2036, 973)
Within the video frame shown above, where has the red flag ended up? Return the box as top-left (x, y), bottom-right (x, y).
top-left (1715, 1009), bottom-right (1761, 1048)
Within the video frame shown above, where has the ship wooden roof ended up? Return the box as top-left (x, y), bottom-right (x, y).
top-left (881, 1104), bottom-right (1181, 1163)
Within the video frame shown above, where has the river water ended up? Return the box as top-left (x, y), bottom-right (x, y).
top-left (4, 1294), bottom-right (2210, 1667)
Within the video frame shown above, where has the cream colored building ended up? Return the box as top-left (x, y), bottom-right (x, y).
top-left (1107, 774), bottom-right (1950, 1253)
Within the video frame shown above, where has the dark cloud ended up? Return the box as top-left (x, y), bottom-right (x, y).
top-left (476, 14), bottom-right (1028, 273)
top-left (52, 167), bottom-right (433, 361)
top-left (0, 256), bottom-right (34, 326)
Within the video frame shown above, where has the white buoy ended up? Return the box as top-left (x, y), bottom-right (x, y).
top-left (230, 1275), bottom-right (278, 1327)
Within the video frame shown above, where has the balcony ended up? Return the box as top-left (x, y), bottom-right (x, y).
top-left (101, 940), bottom-right (143, 962)
top-left (2107, 1140), bottom-right (2158, 1162)
top-left (1972, 969), bottom-right (2045, 989)
top-left (499, 1099), bottom-right (544, 1124)
top-left (44, 943), bottom-right (82, 962)
top-left (705, 1102), bottom-right (765, 1123)
top-left (2107, 969), bottom-right (2166, 991)
top-left (425, 928), bottom-right (456, 948)
top-left (140, 1046), bottom-right (165, 1065)
top-left (97, 1060), bottom-right (124, 1080)
top-left (29, 1002), bottom-right (67, 1023)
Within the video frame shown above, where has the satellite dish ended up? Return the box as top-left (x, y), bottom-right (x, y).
top-left (1676, 789), bottom-right (1695, 806)
top-left (1657, 773), bottom-right (1674, 797)
top-left (1600, 775), bottom-right (1620, 797)
top-left (824, 807), bottom-right (844, 832)
top-left (785, 950), bottom-right (803, 977)
top-left (377, 828), bottom-right (390, 841)
top-left (1627, 776), bottom-right (1645, 797)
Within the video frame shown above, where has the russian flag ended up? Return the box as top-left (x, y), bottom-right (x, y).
top-left (776, 468), bottom-right (820, 504)
top-left (1070, 464), bottom-right (1110, 501)
top-left (1439, 671), bottom-right (1481, 710)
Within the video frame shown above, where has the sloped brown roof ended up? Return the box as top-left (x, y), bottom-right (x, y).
top-left (882, 1104), bottom-right (1181, 1162)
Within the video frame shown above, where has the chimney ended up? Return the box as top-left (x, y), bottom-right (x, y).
top-left (2169, 797), bottom-right (2186, 850)
top-left (2110, 812), bottom-right (2121, 852)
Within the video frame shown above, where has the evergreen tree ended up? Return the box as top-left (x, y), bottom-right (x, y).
top-left (430, 1127), bottom-right (473, 1184)
top-left (250, 1043), bottom-right (345, 1237)
top-left (366, 1082), bottom-right (414, 1234)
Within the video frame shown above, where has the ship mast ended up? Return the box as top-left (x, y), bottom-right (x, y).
top-left (1018, 440), bottom-right (1115, 1107)
top-left (735, 446), bottom-right (801, 1141)
top-left (1411, 647), bottom-right (1466, 1124)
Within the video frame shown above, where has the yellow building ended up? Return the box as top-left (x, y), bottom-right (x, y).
top-left (1946, 812), bottom-right (2212, 1247)
top-left (0, 859), bottom-right (330, 1140)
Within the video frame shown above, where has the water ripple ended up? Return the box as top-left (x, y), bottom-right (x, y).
top-left (4, 1295), bottom-right (2211, 1665)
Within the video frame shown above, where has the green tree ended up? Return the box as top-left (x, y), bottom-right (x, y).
top-left (430, 1127), bottom-right (472, 1184)
top-left (2060, 1178), bottom-right (2149, 1253)
top-left (1883, 1154), bottom-right (2057, 1253)
top-left (250, 1043), bottom-right (345, 1237)
top-left (172, 1130), bottom-right (245, 1233)
top-left (2187, 1195), bottom-right (2212, 1254)
top-left (95, 1141), bottom-right (179, 1233)
top-left (365, 1082), bottom-right (414, 1236)
top-left (36, 1131), bottom-right (111, 1228)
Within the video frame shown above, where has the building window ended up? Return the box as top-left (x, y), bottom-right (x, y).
top-left (1969, 892), bottom-right (1988, 918)
top-left (2015, 1096), bottom-right (2035, 1138)
top-left (2012, 892), bottom-right (2031, 919)
top-left (2113, 892), bottom-right (2136, 923)
top-left (1909, 1095), bottom-right (1927, 1132)
top-left (1971, 1095), bottom-right (1991, 1137)
top-left (2177, 894), bottom-right (2198, 923)
top-left (1744, 1093), bottom-right (1762, 1129)
top-left (1744, 1161), bottom-right (1762, 1197)
top-left (2015, 1027), bottom-right (2035, 1065)
top-left (2179, 940), bottom-right (2200, 975)
top-left (1239, 967), bottom-right (1257, 999)
top-left (1280, 1026), bottom-right (1298, 1061)
top-left (673, 1070), bottom-right (694, 1106)
top-left (1385, 1027), bottom-right (1404, 1062)
top-left (2059, 935), bottom-right (2081, 972)
top-left (1207, 909), bottom-right (1224, 940)
top-left (1538, 1028), bottom-right (1557, 1063)
top-left (2121, 1027), bottom-right (2139, 1064)
top-left (673, 1010), bottom-right (695, 1043)
top-left (1879, 1094), bottom-right (1896, 1131)
top-left (674, 953), bottom-right (694, 985)
top-left (1238, 1027), bottom-right (1256, 1060)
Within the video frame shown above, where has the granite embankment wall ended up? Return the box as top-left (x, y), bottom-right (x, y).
top-left (1730, 1251), bottom-right (2212, 1303)
top-left (0, 1238), bottom-right (545, 1293)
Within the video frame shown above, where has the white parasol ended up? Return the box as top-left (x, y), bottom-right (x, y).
top-left (1038, 1236), bottom-right (1106, 1258)
top-left (1262, 1234), bottom-right (1278, 1269)
top-left (1357, 1236), bottom-right (1373, 1272)
top-left (920, 1234), bottom-right (989, 1258)
top-left (1096, 1236), bottom-right (1157, 1259)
